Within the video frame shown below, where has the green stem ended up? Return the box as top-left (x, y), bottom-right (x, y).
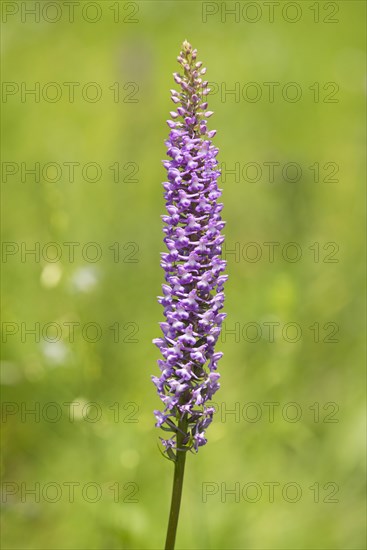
top-left (164, 417), bottom-right (188, 550)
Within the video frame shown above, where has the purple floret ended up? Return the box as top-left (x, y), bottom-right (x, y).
top-left (152, 41), bottom-right (227, 457)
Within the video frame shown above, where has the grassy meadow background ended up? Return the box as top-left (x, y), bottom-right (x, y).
top-left (1, 1), bottom-right (366, 548)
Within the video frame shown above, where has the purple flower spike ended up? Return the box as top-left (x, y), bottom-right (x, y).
top-left (152, 40), bottom-right (227, 458)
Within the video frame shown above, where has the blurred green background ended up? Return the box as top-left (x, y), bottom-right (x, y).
top-left (1, 1), bottom-right (366, 548)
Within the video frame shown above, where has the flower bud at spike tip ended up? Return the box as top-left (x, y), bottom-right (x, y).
top-left (152, 41), bottom-right (227, 458)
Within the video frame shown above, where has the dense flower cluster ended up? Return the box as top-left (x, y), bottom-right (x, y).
top-left (152, 41), bottom-right (227, 458)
